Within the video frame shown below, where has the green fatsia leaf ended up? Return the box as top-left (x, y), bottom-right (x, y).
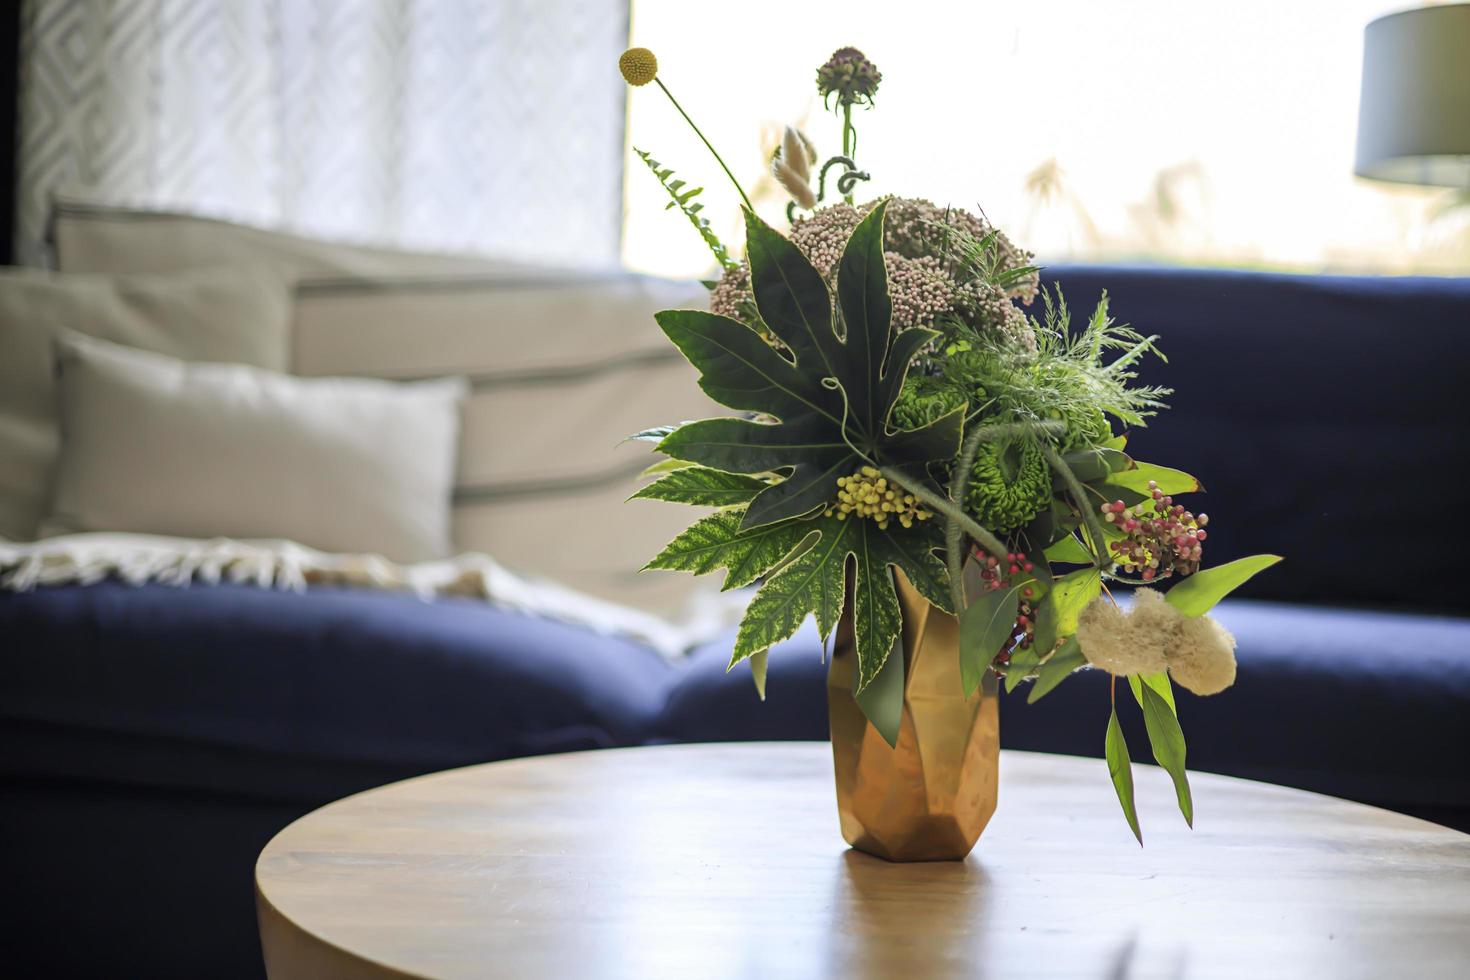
top-left (720, 522), bottom-right (819, 591)
top-left (629, 467), bottom-right (768, 507)
top-left (869, 522), bottom-right (953, 614)
top-left (644, 510), bottom-right (815, 591)
top-left (654, 309), bottom-right (839, 422)
top-left (849, 521), bottom-right (905, 691)
top-left (658, 417), bottom-right (850, 473)
top-left (731, 516), bottom-right (853, 666)
top-left (657, 209), bottom-right (959, 534)
top-left (744, 452), bottom-right (860, 529)
top-left (836, 201), bottom-right (892, 434)
top-left (727, 515), bottom-right (914, 693)
top-left (742, 208), bottom-right (844, 379)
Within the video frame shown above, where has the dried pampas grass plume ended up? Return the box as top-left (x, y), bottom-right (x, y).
top-left (772, 126), bottom-right (818, 210)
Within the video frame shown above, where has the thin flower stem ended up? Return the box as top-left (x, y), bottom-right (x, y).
top-left (841, 103), bottom-right (855, 203)
top-left (654, 79), bottom-right (752, 212)
top-left (1043, 444), bottom-right (1110, 571)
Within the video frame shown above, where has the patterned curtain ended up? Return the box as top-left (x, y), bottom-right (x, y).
top-left (13, 0), bottom-right (630, 268)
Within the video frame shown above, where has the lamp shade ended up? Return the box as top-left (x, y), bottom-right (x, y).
top-left (1355, 3), bottom-right (1470, 186)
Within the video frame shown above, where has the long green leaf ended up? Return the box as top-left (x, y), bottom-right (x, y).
top-left (1051, 567), bottom-right (1101, 634)
top-left (630, 467), bottom-right (768, 507)
top-left (1106, 706), bottom-right (1143, 844)
top-left (1164, 554), bottom-right (1283, 617)
top-left (1004, 646), bottom-right (1041, 693)
top-left (959, 586), bottom-right (1019, 697)
top-left (749, 649), bottom-right (769, 700)
top-left (1127, 672), bottom-right (1177, 715)
top-left (1139, 682), bottom-right (1193, 827)
top-left (1043, 533), bottom-right (1093, 565)
top-left (1108, 461), bottom-right (1201, 496)
top-left (854, 635), bottom-right (905, 747)
top-left (1027, 636), bottom-right (1085, 703)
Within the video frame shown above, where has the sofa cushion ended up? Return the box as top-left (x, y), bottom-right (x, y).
top-left (0, 582), bottom-right (673, 801)
top-left (1005, 599), bottom-right (1470, 814)
top-left (655, 599), bottom-right (1470, 819)
top-left (1043, 267), bottom-right (1470, 613)
top-left (652, 621), bottom-right (830, 744)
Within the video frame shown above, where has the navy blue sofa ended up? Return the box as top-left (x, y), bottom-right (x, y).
top-left (4, 266), bottom-right (1469, 978)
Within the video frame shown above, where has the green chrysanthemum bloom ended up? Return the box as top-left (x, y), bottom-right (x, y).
top-left (891, 377), bottom-right (964, 430)
top-left (966, 436), bottom-right (1051, 535)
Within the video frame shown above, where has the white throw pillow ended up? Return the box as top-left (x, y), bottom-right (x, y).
top-left (48, 333), bottom-right (466, 563)
top-left (0, 266), bottom-right (291, 541)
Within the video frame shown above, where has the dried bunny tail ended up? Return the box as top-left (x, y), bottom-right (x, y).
top-left (780, 125), bottom-right (814, 182)
top-left (772, 157), bottom-right (817, 210)
top-left (1166, 614), bottom-right (1237, 695)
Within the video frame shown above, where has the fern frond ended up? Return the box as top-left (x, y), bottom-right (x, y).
top-left (634, 148), bottom-right (738, 270)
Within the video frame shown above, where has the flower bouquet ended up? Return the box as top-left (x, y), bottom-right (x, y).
top-left (622, 45), bottom-right (1279, 856)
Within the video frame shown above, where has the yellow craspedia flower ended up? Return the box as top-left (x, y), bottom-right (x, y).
top-left (619, 48), bottom-right (658, 86)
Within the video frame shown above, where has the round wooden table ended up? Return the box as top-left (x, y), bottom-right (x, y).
top-left (256, 743), bottom-right (1470, 979)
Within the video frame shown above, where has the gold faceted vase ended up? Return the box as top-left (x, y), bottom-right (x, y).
top-left (828, 571), bottom-right (1000, 862)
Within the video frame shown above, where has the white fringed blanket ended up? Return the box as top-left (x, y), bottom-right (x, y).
top-left (0, 533), bottom-right (744, 660)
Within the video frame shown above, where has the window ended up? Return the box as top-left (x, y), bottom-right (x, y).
top-left (623, 0), bottom-right (1469, 278)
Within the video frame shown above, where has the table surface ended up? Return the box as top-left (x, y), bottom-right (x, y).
top-left (256, 743), bottom-right (1470, 980)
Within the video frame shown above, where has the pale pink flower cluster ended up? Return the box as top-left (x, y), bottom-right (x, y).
top-left (1074, 589), bottom-right (1237, 696)
top-left (709, 262), bottom-right (752, 322)
top-left (709, 197), bottom-right (1039, 346)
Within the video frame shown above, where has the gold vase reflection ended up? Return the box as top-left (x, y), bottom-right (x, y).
top-left (827, 570), bottom-right (1000, 862)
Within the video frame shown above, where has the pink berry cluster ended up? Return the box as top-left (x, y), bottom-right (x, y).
top-left (1099, 480), bottom-right (1209, 581)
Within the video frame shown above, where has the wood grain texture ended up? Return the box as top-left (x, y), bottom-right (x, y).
top-left (256, 743), bottom-right (1470, 980)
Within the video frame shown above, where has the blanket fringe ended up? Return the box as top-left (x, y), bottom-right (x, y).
top-left (0, 533), bottom-right (749, 660)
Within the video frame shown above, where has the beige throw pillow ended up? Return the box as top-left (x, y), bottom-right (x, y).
top-left (49, 334), bottom-right (466, 563)
top-left (0, 266), bottom-right (291, 541)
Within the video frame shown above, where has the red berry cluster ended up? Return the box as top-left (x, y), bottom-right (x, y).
top-left (1099, 480), bottom-right (1209, 581)
top-left (975, 551), bottom-right (1041, 671)
top-left (976, 550), bottom-right (1036, 592)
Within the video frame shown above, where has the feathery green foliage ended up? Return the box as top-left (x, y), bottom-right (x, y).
top-left (933, 287), bottom-right (1171, 454)
top-left (633, 148), bottom-right (738, 270)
